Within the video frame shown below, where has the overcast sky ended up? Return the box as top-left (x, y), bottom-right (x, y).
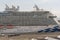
top-left (0, 0), bottom-right (60, 17)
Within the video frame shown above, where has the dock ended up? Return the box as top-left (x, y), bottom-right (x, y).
top-left (0, 32), bottom-right (60, 40)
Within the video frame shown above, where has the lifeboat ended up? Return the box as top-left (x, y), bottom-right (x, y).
top-left (0, 25), bottom-right (4, 29)
top-left (6, 24), bottom-right (14, 29)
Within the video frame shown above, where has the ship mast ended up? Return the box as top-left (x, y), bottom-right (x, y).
top-left (4, 4), bottom-right (19, 12)
top-left (33, 4), bottom-right (44, 11)
top-left (33, 4), bottom-right (40, 11)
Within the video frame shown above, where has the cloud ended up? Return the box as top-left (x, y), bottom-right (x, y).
top-left (42, 0), bottom-right (49, 3)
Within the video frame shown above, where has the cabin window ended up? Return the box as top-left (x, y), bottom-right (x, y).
top-left (33, 15), bottom-right (38, 18)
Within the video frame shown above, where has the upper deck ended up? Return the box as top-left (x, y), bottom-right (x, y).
top-left (0, 11), bottom-right (57, 26)
top-left (0, 4), bottom-right (58, 26)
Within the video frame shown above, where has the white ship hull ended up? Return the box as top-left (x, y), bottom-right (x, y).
top-left (0, 25), bottom-right (59, 35)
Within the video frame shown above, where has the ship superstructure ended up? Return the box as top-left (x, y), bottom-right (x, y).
top-left (0, 4), bottom-right (59, 35)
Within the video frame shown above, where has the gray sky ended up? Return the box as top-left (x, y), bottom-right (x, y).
top-left (0, 0), bottom-right (60, 17)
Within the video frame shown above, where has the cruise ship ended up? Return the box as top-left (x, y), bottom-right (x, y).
top-left (0, 4), bottom-right (60, 35)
